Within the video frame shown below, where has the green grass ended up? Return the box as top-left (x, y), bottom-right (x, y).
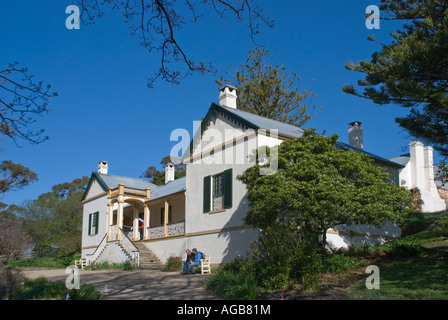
top-left (206, 210), bottom-right (448, 300)
top-left (7, 255), bottom-right (80, 269)
top-left (206, 268), bottom-right (260, 300)
top-left (346, 210), bottom-right (448, 300)
top-left (12, 277), bottom-right (101, 300)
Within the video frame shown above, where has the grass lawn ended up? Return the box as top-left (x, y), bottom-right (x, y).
top-left (345, 211), bottom-right (448, 300)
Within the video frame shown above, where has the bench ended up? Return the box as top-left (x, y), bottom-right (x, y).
top-left (74, 258), bottom-right (89, 269)
top-left (200, 256), bottom-right (211, 274)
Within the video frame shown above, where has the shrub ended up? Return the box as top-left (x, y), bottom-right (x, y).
top-left (67, 284), bottom-right (101, 300)
top-left (206, 268), bottom-right (259, 300)
top-left (12, 277), bottom-right (66, 300)
top-left (163, 256), bottom-right (182, 272)
top-left (0, 264), bottom-right (24, 299)
top-left (12, 277), bottom-right (101, 300)
top-left (322, 253), bottom-right (358, 274)
top-left (383, 236), bottom-right (425, 257)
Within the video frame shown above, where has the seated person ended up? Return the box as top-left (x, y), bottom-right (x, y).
top-left (188, 248), bottom-right (203, 274)
top-left (181, 249), bottom-right (194, 275)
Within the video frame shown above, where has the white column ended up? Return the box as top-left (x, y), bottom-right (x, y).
top-left (164, 200), bottom-right (169, 237)
top-left (107, 202), bottom-right (113, 241)
top-left (132, 205), bottom-right (139, 241)
top-left (143, 204), bottom-right (150, 240)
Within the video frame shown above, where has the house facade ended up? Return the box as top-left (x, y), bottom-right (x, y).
top-left (80, 84), bottom-right (446, 266)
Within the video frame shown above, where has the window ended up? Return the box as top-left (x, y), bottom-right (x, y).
top-left (203, 169), bottom-right (232, 213)
top-left (88, 212), bottom-right (99, 236)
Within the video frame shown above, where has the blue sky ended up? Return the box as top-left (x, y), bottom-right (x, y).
top-left (0, 0), bottom-right (429, 206)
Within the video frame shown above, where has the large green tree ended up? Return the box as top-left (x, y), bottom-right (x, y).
top-left (218, 47), bottom-right (320, 127)
top-left (0, 160), bottom-right (38, 195)
top-left (343, 0), bottom-right (448, 160)
top-left (237, 129), bottom-right (415, 249)
top-left (18, 176), bottom-right (89, 256)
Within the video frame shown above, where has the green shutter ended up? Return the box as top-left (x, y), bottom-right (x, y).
top-left (203, 175), bottom-right (211, 213)
top-left (94, 212), bottom-right (99, 234)
top-left (223, 168), bottom-right (233, 209)
top-left (88, 213), bottom-right (92, 236)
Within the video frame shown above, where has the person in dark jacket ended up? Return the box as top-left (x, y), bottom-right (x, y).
top-left (187, 248), bottom-right (202, 274)
top-left (181, 249), bottom-right (194, 275)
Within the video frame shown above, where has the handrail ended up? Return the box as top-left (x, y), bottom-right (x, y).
top-left (118, 228), bottom-right (139, 267)
top-left (86, 233), bottom-right (107, 265)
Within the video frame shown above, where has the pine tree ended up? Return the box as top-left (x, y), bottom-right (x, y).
top-left (218, 48), bottom-right (320, 127)
top-left (343, 0), bottom-right (448, 161)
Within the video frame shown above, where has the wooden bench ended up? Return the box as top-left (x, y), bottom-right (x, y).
top-left (74, 258), bottom-right (89, 269)
top-left (200, 256), bottom-right (211, 274)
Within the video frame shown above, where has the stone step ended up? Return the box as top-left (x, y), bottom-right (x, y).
top-left (133, 242), bottom-right (163, 270)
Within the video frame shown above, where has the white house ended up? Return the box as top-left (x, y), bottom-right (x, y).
top-left (80, 85), bottom-right (446, 267)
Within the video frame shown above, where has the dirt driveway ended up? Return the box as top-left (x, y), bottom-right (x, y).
top-left (19, 267), bottom-right (217, 300)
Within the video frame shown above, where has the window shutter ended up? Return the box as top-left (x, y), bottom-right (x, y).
top-left (88, 213), bottom-right (92, 236)
top-left (203, 175), bottom-right (211, 213)
top-left (223, 168), bottom-right (233, 209)
top-left (94, 212), bottom-right (99, 235)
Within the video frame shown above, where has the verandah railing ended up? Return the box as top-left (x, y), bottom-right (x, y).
top-left (147, 220), bottom-right (185, 239)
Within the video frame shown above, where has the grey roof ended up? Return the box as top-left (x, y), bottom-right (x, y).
top-left (218, 103), bottom-right (403, 168)
top-left (219, 104), bottom-right (305, 138)
top-left (389, 153), bottom-right (411, 167)
top-left (150, 176), bottom-right (186, 200)
top-left (96, 173), bottom-right (186, 200)
top-left (98, 173), bottom-right (159, 190)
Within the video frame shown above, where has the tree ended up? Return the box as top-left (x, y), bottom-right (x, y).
top-left (0, 160), bottom-right (38, 195)
top-left (141, 155), bottom-right (185, 185)
top-left (74, 0), bottom-right (274, 87)
top-left (19, 176), bottom-right (89, 256)
top-left (237, 129), bottom-right (414, 249)
top-left (0, 62), bottom-right (57, 145)
top-left (0, 220), bottom-right (31, 261)
top-left (218, 47), bottom-right (320, 127)
top-left (342, 1), bottom-right (448, 162)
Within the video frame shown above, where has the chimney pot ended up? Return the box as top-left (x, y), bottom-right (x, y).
top-left (219, 84), bottom-right (238, 109)
top-left (98, 160), bottom-right (109, 175)
top-left (165, 162), bottom-right (175, 184)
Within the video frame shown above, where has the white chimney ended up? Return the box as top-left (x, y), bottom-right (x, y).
top-left (97, 160), bottom-right (109, 175)
top-left (348, 121), bottom-right (363, 150)
top-left (165, 162), bottom-right (175, 184)
top-left (219, 84), bottom-right (237, 109)
top-left (409, 141), bottom-right (446, 212)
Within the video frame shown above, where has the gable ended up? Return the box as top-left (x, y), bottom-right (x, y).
top-left (191, 108), bottom-right (249, 156)
top-left (84, 178), bottom-right (106, 200)
top-left (81, 172), bottom-right (108, 201)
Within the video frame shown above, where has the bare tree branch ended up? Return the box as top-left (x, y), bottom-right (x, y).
top-left (73, 0), bottom-right (274, 87)
top-left (0, 62), bottom-right (57, 145)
